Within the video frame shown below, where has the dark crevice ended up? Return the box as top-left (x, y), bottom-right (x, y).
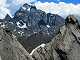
top-left (71, 32), bottom-right (80, 45)
top-left (55, 48), bottom-right (68, 60)
top-left (32, 55), bottom-right (37, 60)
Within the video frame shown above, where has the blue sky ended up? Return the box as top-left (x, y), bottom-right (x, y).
top-left (37, 0), bottom-right (80, 4)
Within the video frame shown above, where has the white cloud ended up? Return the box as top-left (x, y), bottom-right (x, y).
top-left (0, 0), bottom-right (36, 19)
top-left (0, 0), bottom-right (12, 19)
top-left (0, 0), bottom-right (80, 19)
top-left (35, 1), bottom-right (80, 18)
top-left (0, 7), bottom-right (12, 19)
top-left (0, 0), bottom-right (6, 6)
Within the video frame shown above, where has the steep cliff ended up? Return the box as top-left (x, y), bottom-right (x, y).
top-left (0, 28), bottom-right (33, 60)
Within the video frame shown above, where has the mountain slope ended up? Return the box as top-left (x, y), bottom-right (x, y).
top-left (0, 27), bottom-right (33, 60)
top-left (0, 8), bottom-right (80, 60)
top-left (30, 15), bottom-right (80, 60)
top-left (0, 3), bottom-right (65, 52)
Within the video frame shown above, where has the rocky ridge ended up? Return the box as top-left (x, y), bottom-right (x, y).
top-left (0, 14), bottom-right (80, 60)
top-left (30, 15), bottom-right (80, 60)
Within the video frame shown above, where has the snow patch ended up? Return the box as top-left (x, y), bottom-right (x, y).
top-left (1, 24), bottom-right (5, 28)
top-left (33, 31), bottom-right (37, 34)
top-left (22, 6), bottom-right (26, 10)
top-left (9, 22), bottom-right (13, 24)
top-left (30, 43), bottom-right (45, 55)
top-left (0, 22), bottom-right (2, 24)
top-left (12, 34), bottom-right (16, 38)
top-left (18, 31), bottom-right (24, 36)
top-left (27, 8), bottom-right (30, 11)
top-left (13, 29), bottom-right (16, 32)
top-left (46, 25), bottom-right (50, 28)
top-left (17, 22), bottom-right (27, 28)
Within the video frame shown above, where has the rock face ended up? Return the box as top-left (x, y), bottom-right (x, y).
top-left (29, 15), bottom-right (80, 60)
top-left (0, 28), bottom-right (33, 60)
top-left (0, 14), bottom-right (80, 60)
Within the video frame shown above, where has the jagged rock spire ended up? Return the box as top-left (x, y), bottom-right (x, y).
top-left (65, 15), bottom-right (78, 24)
top-left (5, 14), bottom-right (11, 20)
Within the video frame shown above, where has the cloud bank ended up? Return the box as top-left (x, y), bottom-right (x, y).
top-left (0, 0), bottom-right (80, 19)
top-left (35, 1), bottom-right (80, 18)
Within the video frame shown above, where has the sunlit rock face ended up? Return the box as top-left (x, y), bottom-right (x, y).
top-left (0, 3), bottom-right (65, 52)
top-left (0, 28), bottom-right (33, 60)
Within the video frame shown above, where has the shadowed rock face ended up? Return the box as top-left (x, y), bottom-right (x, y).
top-left (0, 3), bottom-right (65, 52)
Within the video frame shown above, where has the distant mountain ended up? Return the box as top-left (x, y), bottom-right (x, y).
top-left (0, 3), bottom-right (65, 52)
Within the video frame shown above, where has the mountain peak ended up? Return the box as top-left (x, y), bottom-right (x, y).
top-left (22, 3), bottom-right (30, 10)
top-left (5, 14), bottom-right (11, 20)
top-left (65, 15), bottom-right (78, 24)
